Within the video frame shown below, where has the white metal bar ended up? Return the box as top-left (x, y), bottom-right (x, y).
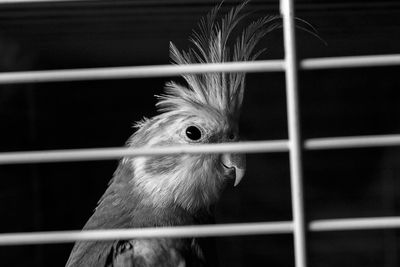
top-left (2, 134), bottom-right (400, 165)
top-left (281, 0), bottom-right (308, 267)
top-left (0, 61), bottom-right (284, 85)
top-left (0, 222), bottom-right (294, 246)
top-left (0, 140), bottom-right (289, 165)
top-left (2, 216), bottom-right (400, 246)
top-left (1, 54), bottom-right (399, 85)
top-left (310, 217), bottom-right (400, 232)
top-left (306, 134), bottom-right (400, 150)
top-left (301, 54), bottom-right (400, 70)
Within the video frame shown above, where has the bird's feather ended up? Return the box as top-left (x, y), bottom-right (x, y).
top-left (164, 0), bottom-right (280, 118)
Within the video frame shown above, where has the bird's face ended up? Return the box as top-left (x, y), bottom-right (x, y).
top-left (115, 0), bottom-right (279, 214)
top-left (128, 105), bottom-right (245, 212)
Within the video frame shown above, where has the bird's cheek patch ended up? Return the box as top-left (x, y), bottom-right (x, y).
top-left (143, 155), bottom-right (180, 175)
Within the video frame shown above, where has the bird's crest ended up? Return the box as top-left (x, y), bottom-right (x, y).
top-left (157, 1), bottom-right (280, 119)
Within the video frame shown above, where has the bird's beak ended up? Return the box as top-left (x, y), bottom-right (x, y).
top-left (221, 153), bottom-right (246, 187)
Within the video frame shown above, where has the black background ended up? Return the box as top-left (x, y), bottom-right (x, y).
top-left (0, 0), bottom-right (400, 266)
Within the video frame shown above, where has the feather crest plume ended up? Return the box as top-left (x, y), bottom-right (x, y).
top-left (157, 1), bottom-right (280, 118)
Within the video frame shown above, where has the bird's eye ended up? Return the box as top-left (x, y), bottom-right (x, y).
top-left (185, 126), bottom-right (202, 141)
top-left (228, 132), bottom-right (235, 140)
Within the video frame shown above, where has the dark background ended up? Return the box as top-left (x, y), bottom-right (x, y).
top-left (0, 0), bottom-right (400, 266)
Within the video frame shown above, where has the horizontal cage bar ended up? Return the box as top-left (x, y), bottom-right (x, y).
top-left (310, 217), bottom-right (400, 232)
top-left (0, 222), bottom-right (294, 246)
top-left (301, 54), bottom-right (400, 70)
top-left (0, 61), bottom-right (285, 85)
top-left (0, 54), bottom-right (399, 84)
top-left (0, 140), bottom-right (289, 164)
top-left (1, 134), bottom-right (400, 165)
top-left (305, 134), bottom-right (400, 150)
top-left (1, 216), bottom-right (400, 246)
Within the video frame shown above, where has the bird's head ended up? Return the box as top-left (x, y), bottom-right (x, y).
top-left (124, 2), bottom-right (279, 213)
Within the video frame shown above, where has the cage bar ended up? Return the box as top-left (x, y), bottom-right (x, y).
top-left (0, 222), bottom-right (294, 246)
top-left (2, 134), bottom-right (400, 165)
top-left (0, 140), bottom-right (289, 165)
top-left (310, 217), bottom-right (400, 232)
top-left (301, 54), bottom-right (400, 70)
top-left (281, 0), bottom-right (308, 266)
top-left (306, 134), bottom-right (400, 150)
top-left (2, 216), bottom-right (400, 246)
top-left (0, 61), bottom-right (285, 85)
top-left (0, 54), bottom-right (399, 85)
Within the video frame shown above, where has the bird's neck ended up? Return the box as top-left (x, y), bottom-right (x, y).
top-left (128, 185), bottom-right (215, 227)
top-left (128, 154), bottom-right (223, 214)
top-left (92, 161), bottom-right (215, 229)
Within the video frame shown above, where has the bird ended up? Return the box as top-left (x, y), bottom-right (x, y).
top-left (66, 1), bottom-right (279, 266)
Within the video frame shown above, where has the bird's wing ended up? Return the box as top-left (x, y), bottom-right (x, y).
top-left (66, 163), bottom-right (136, 267)
top-left (66, 162), bottom-right (196, 267)
top-left (66, 162), bottom-right (210, 267)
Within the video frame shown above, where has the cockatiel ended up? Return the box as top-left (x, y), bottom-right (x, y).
top-left (66, 2), bottom-right (279, 266)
